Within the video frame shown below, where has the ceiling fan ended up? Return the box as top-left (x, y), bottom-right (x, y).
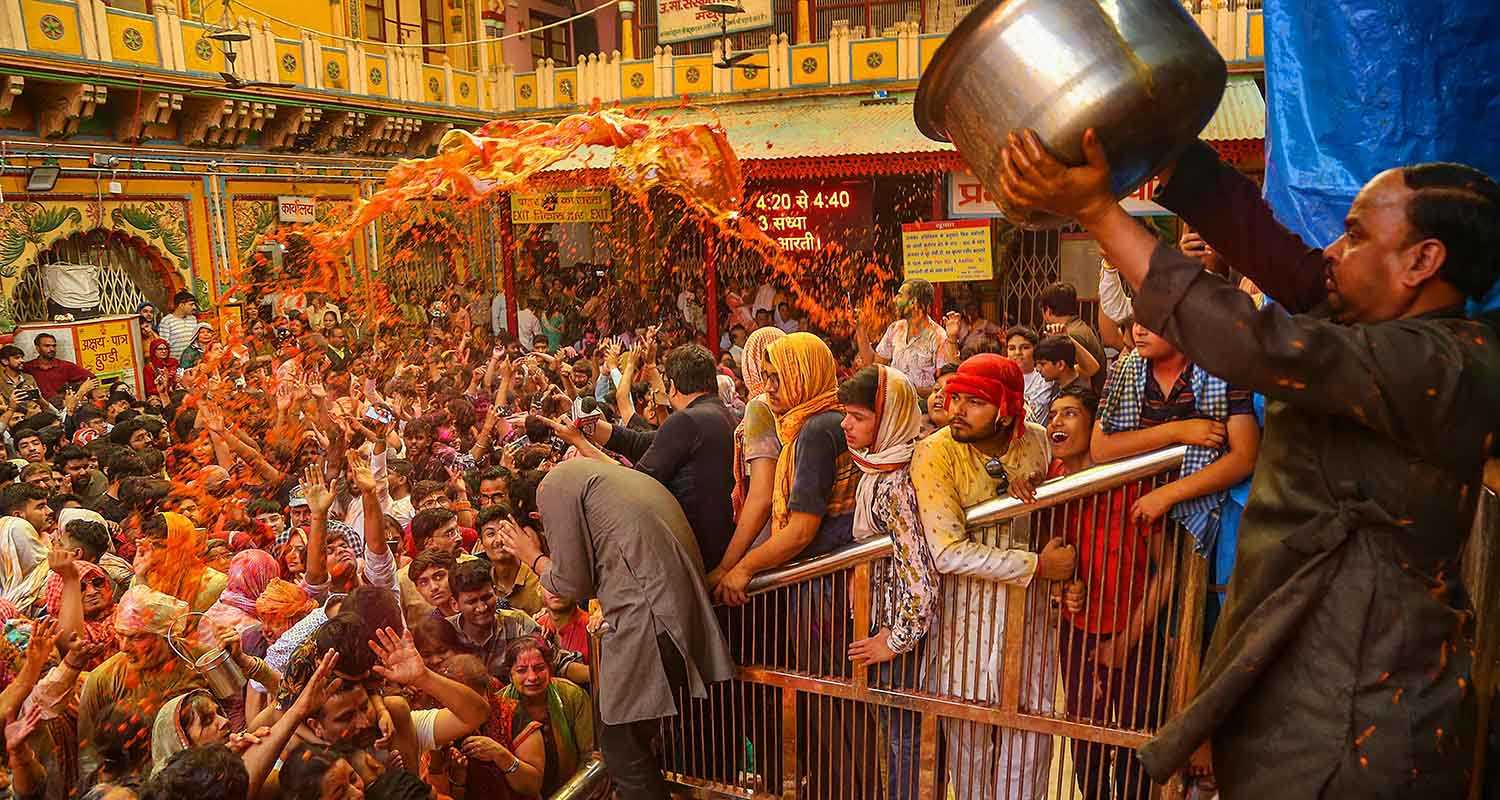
top-left (204, 0), bottom-right (296, 89)
top-left (705, 1), bottom-right (766, 73)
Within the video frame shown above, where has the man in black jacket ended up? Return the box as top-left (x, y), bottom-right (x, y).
top-left (564, 343), bottom-right (737, 571)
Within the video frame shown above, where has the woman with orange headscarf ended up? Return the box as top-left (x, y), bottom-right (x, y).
top-left (133, 511), bottom-right (228, 613)
top-left (713, 332), bottom-right (860, 606)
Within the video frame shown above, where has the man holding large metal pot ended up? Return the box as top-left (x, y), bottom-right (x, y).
top-left (994, 129), bottom-right (1500, 797)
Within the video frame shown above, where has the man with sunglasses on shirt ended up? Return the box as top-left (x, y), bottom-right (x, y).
top-left (910, 352), bottom-right (1075, 800)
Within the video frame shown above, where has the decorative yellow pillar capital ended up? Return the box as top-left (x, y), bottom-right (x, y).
top-left (619, 0), bottom-right (636, 60)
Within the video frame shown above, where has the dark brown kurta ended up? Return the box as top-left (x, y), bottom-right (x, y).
top-left (1133, 142), bottom-right (1500, 798)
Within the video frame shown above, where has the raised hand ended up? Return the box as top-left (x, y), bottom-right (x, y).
top-left (997, 128), bottom-right (1116, 225)
top-left (5, 704), bottom-right (45, 752)
top-left (498, 524), bottom-right (544, 572)
top-left (943, 311), bottom-right (964, 339)
top-left (301, 463), bottom-right (335, 516)
top-left (200, 404), bottom-right (226, 434)
top-left (290, 649), bottom-right (343, 717)
top-left (62, 636), bottom-right (112, 670)
top-left (539, 414), bottom-right (585, 447)
top-left (368, 627), bottom-right (426, 686)
top-left (348, 450), bottom-right (377, 494)
top-left (23, 619), bottom-right (61, 672)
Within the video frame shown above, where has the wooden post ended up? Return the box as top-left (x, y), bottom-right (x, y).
top-left (931, 174), bottom-right (945, 317)
top-left (502, 195), bottom-right (519, 335)
top-left (795, 0), bottom-right (812, 44)
top-left (705, 225), bottom-right (720, 357)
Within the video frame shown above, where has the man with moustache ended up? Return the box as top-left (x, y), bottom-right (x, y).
top-left (909, 353), bottom-right (1075, 800)
top-left (998, 128), bottom-right (1500, 797)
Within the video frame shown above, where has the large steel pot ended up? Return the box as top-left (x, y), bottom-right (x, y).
top-left (915, 0), bottom-right (1227, 228)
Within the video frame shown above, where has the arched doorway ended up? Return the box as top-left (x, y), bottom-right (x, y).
top-left (12, 228), bottom-right (180, 323)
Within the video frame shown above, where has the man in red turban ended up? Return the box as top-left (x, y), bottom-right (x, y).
top-left (910, 353), bottom-right (1076, 800)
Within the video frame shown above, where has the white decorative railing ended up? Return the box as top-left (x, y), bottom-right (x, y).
top-left (0, 0), bottom-right (1261, 118)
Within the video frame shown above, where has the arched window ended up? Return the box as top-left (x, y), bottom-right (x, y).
top-left (14, 228), bottom-right (179, 323)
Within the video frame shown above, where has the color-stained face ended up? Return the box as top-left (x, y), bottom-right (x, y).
top-left (318, 758), bottom-right (365, 800)
top-left (80, 570), bottom-right (113, 618)
top-left (256, 512), bottom-right (286, 538)
top-left (893, 282), bottom-right (915, 315)
top-left (310, 685), bottom-right (377, 750)
top-left (116, 630), bottom-right (171, 669)
top-left (477, 477), bottom-right (508, 509)
top-left (182, 695), bottom-right (231, 747)
top-left (509, 647), bottom-right (551, 699)
top-left (763, 361), bottom-right (788, 414)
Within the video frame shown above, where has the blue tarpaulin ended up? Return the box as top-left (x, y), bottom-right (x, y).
top-left (1262, 1), bottom-right (1500, 271)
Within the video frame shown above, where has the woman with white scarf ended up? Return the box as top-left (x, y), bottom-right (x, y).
top-left (0, 514), bottom-right (48, 609)
top-left (841, 365), bottom-right (938, 800)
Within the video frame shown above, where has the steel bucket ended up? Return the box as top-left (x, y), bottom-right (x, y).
top-left (166, 612), bottom-right (248, 701)
top-left (915, 0), bottom-right (1227, 228)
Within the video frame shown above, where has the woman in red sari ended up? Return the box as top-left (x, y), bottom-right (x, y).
top-left (428, 652), bottom-right (545, 799)
top-left (143, 338), bottom-right (179, 402)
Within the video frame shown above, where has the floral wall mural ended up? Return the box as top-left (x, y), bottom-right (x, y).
top-left (0, 197), bottom-right (199, 330)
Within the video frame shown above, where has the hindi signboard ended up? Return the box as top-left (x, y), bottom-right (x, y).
top-left (901, 219), bottom-right (993, 283)
top-left (512, 190), bottom-right (613, 224)
top-left (277, 196), bottom-right (317, 223)
top-left (12, 314), bottom-right (145, 396)
top-left (658, 0), bottom-right (771, 44)
top-left (947, 171), bottom-right (1169, 217)
top-left (75, 319), bottom-right (135, 382)
top-left (749, 180), bottom-right (873, 253)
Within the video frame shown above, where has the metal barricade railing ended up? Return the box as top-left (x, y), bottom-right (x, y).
top-left (659, 446), bottom-right (1208, 800)
top-left (560, 457), bottom-right (1496, 800)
